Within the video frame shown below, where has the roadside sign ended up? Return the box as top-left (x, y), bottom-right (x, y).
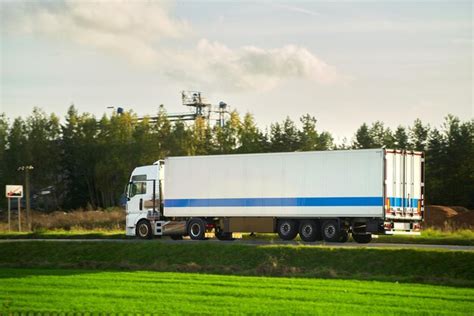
top-left (6, 185), bottom-right (23, 198)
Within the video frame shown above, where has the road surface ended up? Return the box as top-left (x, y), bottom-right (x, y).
top-left (0, 238), bottom-right (472, 251)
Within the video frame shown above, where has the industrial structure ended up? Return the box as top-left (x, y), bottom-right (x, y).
top-left (132, 91), bottom-right (230, 127)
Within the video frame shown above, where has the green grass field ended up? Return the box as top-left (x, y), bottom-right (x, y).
top-left (1, 268), bottom-right (473, 315)
top-left (0, 241), bottom-right (473, 286)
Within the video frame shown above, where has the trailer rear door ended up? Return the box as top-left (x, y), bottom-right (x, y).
top-left (384, 150), bottom-right (423, 233)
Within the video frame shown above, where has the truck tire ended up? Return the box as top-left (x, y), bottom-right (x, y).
top-left (136, 220), bottom-right (152, 239)
top-left (322, 220), bottom-right (341, 242)
top-left (187, 218), bottom-right (206, 240)
top-left (299, 220), bottom-right (320, 242)
top-left (215, 230), bottom-right (234, 241)
top-left (339, 230), bottom-right (349, 243)
top-left (277, 219), bottom-right (298, 241)
top-left (352, 233), bottom-right (372, 244)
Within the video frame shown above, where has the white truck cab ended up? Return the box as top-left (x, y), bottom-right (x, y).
top-left (126, 161), bottom-right (167, 237)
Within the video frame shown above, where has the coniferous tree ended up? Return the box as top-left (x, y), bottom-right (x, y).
top-left (214, 111), bottom-right (240, 154)
top-left (0, 114), bottom-right (8, 206)
top-left (237, 113), bottom-right (267, 153)
top-left (353, 123), bottom-right (373, 148)
top-left (299, 114), bottom-right (318, 151)
top-left (270, 117), bottom-right (299, 152)
top-left (409, 118), bottom-right (430, 151)
top-left (393, 126), bottom-right (409, 149)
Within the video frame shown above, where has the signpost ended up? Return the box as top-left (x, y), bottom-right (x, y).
top-left (6, 185), bottom-right (23, 232)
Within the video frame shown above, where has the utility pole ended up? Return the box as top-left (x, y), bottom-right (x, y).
top-left (17, 165), bottom-right (33, 230)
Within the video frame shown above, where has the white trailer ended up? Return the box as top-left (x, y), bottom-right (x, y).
top-left (125, 149), bottom-right (424, 243)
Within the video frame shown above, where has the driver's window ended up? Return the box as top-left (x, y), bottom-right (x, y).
top-left (128, 175), bottom-right (147, 198)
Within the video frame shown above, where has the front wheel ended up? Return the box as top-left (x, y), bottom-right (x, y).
top-left (352, 233), bottom-right (372, 244)
top-left (136, 220), bottom-right (152, 239)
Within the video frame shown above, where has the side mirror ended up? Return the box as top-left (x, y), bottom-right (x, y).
top-left (119, 193), bottom-right (128, 207)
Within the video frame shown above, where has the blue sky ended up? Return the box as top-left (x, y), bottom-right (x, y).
top-left (0, 0), bottom-right (472, 141)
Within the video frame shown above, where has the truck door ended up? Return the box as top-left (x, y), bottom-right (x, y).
top-left (127, 174), bottom-right (148, 214)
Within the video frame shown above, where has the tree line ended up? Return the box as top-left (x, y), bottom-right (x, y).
top-left (0, 106), bottom-right (472, 210)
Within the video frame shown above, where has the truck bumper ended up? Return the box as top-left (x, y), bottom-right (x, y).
top-left (126, 226), bottom-right (135, 236)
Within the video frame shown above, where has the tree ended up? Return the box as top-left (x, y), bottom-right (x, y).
top-left (190, 117), bottom-right (214, 155)
top-left (425, 128), bottom-right (446, 205)
top-left (440, 116), bottom-right (473, 207)
top-left (352, 123), bottom-right (373, 148)
top-left (298, 114), bottom-right (333, 151)
top-left (393, 126), bottom-right (409, 149)
top-left (409, 119), bottom-right (430, 151)
top-left (299, 114), bottom-right (318, 151)
top-left (5, 117), bottom-right (29, 183)
top-left (154, 107), bottom-right (172, 159)
top-left (237, 113), bottom-right (267, 153)
top-left (370, 121), bottom-right (394, 148)
top-left (214, 111), bottom-right (240, 154)
top-left (0, 114), bottom-right (8, 206)
top-left (61, 105), bottom-right (99, 208)
top-left (169, 120), bottom-right (192, 156)
top-left (270, 117), bottom-right (299, 152)
top-left (26, 108), bottom-right (61, 192)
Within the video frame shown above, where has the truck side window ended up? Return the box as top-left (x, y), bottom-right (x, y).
top-left (128, 181), bottom-right (146, 198)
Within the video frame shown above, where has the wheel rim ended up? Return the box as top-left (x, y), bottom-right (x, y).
top-left (139, 224), bottom-right (148, 237)
top-left (324, 225), bottom-right (336, 239)
top-left (280, 223), bottom-right (291, 235)
top-left (191, 223), bottom-right (201, 237)
top-left (303, 225), bottom-right (312, 237)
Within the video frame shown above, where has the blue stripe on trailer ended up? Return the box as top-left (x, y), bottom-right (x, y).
top-left (164, 196), bottom-right (384, 208)
top-left (388, 197), bottom-right (419, 208)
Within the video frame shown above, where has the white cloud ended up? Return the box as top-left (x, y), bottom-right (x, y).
top-left (1, 0), bottom-right (340, 91)
top-left (1, 0), bottom-right (189, 65)
top-left (178, 39), bottom-right (339, 91)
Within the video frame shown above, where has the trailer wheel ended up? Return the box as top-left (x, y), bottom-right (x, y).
top-left (136, 220), bottom-right (152, 239)
top-left (352, 233), bottom-right (372, 244)
top-left (215, 230), bottom-right (234, 241)
top-left (277, 219), bottom-right (298, 241)
top-left (187, 218), bottom-right (206, 240)
top-left (299, 220), bottom-right (320, 242)
top-left (339, 230), bottom-right (349, 243)
top-left (322, 220), bottom-right (341, 242)
top-left (170, 235), bottom-right (183, 240)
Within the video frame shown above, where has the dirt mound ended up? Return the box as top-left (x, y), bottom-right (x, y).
top-left (451, 212), bottom-right (474, 229)
top-left (424, 205), bottom-right (458, 228)
top-left (450, 206), bottom-right (471, 214)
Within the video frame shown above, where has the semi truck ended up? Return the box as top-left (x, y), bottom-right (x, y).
top-left (125, 149), bottom-right (424, 243)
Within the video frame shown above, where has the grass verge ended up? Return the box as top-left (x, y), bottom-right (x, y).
top-left (242, 229), bottom-right (474, 246)
top-left (1, 268), bottom-right (473, 315)
top-left (1, 228), bottom-right (473, 245)
top-left (0, 241), bottom-right (472, 287)
top-left (0, 229), bottom-right (126, 239)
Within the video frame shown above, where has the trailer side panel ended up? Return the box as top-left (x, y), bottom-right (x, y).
top-left (164, 149), bottom-right (384, 218)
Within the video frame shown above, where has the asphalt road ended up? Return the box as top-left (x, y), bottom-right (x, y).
top-left (0, 238), bottom-right (472, 251)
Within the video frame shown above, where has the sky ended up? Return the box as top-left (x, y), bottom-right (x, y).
top-left (0, 0), bottom-right (472, 142)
